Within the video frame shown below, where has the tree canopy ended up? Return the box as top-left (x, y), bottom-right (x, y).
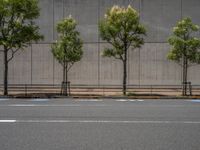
top-left (99, 5), bottom-right (146, 95)
top-left (168, 17), bottom-right (200, 64)
top-left (52, 16), bottom-right (83, 71)
top-left (168, 17), bottom-right (200, 95)
top-left (0, 0), bottom-right (43, 95)
top-left (0, 0), bottom-right (43, 56)
top-left (52, 16), bottom-right (83, 96)
top-left (99, 5), bottom-right (146, 60)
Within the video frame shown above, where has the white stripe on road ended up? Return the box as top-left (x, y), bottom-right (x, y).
top-left (129, 100), bottom-right (136, 102)
top-left (137, 100), bottom-right (144, 102)
top-left (0, 120), bottom-right (16, 123)
top-left (0, 104), bottom-right (108, 107)
top-left (0, 120), bottom-right (200, 124)
top-left (116, 99), bottom-right (144, 102)
top-left (0, 99), bottom-right (9, 101)
top-left (116, 99), bottom-right (128, 102)
top-left (7, 104), bottom-right (82, 107)
top-left (75, 99), bottom-right (103, 102)
top-left (29, 99), bottom-right (49, 102)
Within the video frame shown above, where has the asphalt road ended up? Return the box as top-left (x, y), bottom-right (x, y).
top-left (0, 98), bottom-right (200, 150)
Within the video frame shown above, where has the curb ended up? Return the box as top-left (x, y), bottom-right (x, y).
top-left (0, 95), bottom-right (200, 99)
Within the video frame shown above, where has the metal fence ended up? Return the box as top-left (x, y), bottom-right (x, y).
top-left (1, 84), bottom-right (200, 96)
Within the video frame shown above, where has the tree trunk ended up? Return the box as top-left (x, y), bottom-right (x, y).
top-left (61, 62), bottom-right (68, 96)
top-left (65, 63), bottom-right (68, 85)
top-left (182, 56), bottom-right (188, 96)
top-left (182, 57), bottom-right (185, 96)
top-left (63, 62), bottom-right (66, 82)
top-left (184, 58), bottom-right (188, 96)
top-left (123, 49), bottom-right (127, 96)
top-left (3, 48), bottom-right (8, 96)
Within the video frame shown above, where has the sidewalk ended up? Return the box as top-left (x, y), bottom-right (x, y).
top-left (0, 87), bottom-right (200, 99)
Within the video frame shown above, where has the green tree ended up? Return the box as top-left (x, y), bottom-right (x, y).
top-left (0, 0), bottom-right (43, 95)
top-left (168, 17), bottom-right (200, 96)
top-left (99, 5), bottom-right (146, 95)
top-left (52, 16), bottom-right (83, 96)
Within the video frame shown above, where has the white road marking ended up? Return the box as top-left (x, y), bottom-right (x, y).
top-left (0, 99), bottom-right (9, 101)
top-left (116, 99), bottom-right (128, 102)
top-left (0, 120), bottom-right (200, 124)
top-left (137, 100), bottom-right (144, 102)
top-left (75, 99), bottom-right (103, 102)
top-left (0, 120), bottom-right (16, 123)
top-left (29, 99), bottom-right (49, 102)
top-left (116, 99), bottom-right (144, 102)
top-left (129, 100), bottom-right (136, 102)
top-left (3, 104), bottom-right (82, 107)
top-left (0, 104), bottom-right (107, 107)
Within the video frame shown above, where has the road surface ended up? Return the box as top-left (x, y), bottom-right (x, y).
top-left (0, 98), bottom-right (200, 150)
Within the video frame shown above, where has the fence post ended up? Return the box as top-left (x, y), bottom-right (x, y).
top-left (189, 82), bottom-right (192, 96)
top-left (68, 81), bottom-right (71, 96)
top-left (25, 84), bottom-right (27, 97)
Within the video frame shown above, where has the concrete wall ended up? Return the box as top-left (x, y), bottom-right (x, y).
top-left (0, 0), bottom-right (200, 86)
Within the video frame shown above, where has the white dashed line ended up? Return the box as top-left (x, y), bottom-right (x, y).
top-left (29, 99), bottom-right (49, 102)
top-left (0, 99), bottom-right (9, 101)
top-left (4, 104), bottom-right (82, 107)
top-left (116, 99), bottom-right (144, 102)
top-left (0, 104), bottom-right (108, 107)
top-left (129, 100), bottom-right (136, 102)
top-left (116, 99), bottom-right (128, 102)
top-left (0, 120), bottom-right (16, 123)
top-left (137, 100), bottom-right (144, 102)
top-left (75, 99), bottom-right (103, 102)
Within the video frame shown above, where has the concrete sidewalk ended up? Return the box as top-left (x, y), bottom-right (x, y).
top-left (0, 87), bottom-right (200, 99)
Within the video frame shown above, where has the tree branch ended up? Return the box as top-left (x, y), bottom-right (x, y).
top-left (7, 48), bottom-right (20, 63)
top-left (67, 62), bottom-right (74, 72)
top-left (113, 55), bottom-right (122, 60)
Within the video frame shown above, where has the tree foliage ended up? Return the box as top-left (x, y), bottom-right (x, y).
top-left (99, 5), bottom-right (146, 60)
top-left (168, 17), bottom-right (200, 95)
top-left (0, 0), bottom-right (43, 55)
top-left (0, 0), bottom-right (43, 95)
top-left (99, 5), bottom-right (146, 95)
top-left (168, 17), bottom-right (200, 64)
top-left (52, 16), bottom-right (83, 96)
top-left (52, 16), bottom-right (83, 73)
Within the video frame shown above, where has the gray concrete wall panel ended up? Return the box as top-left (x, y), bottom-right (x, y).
top-left (140, 0), bottom-right (182, 42)
top-left (1, 0), bottom-right (200, 87)
top-left (140, 43), bottom-right (181, 85)
top-left (32, 44), bottom-right (54, 84)
top-left (188, 66), bottom-right (200, 85)
top-left (182, 0), bottom-right (200, 38)
top-left (36, 0), bottom-right (54, 43)
top-left (53, 0), bottom-right (64, 40)
top-left (128, 48), bottom-right (140, 85)
top-left (99, 43), bottom-right (124, 85)
top-left (64, 0), bottom-right (99, 43)
top-left (8, 47), bottom-right (32, 84)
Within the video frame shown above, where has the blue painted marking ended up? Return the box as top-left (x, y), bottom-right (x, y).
top-left (190, 100), bottom-right (200, 103)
